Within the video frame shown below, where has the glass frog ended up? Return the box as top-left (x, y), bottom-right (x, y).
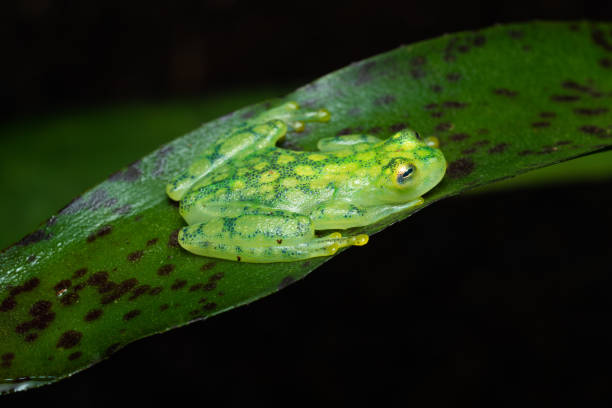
top-left (166, 102), bottom-right (446, 263)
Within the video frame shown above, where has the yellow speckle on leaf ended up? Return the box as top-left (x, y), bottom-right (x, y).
top-left (308, 153), bottom-right (327, 162)
top-left (260, 170), bottom-right (280, 183)
top-left (277, 154), bottom-right (295, 165)
top-left (295, 165), bottom-right (316, 177)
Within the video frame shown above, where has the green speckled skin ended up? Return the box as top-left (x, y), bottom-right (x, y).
top-left (167, 102), bottom-right (446, 262)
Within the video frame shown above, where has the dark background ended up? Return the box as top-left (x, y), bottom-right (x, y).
top-left (3, 1), bottom-right (612, 406)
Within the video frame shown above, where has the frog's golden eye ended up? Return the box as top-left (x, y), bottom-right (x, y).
top-left (396, 164), bottom-right (415, 185)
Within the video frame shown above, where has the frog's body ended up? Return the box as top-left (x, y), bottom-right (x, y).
top-left (167, 102), bottom-right (446, 263)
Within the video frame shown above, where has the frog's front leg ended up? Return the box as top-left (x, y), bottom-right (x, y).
top-left (316, 134), bottom-right (382, 151)
top-left (178, 205), bottom-right (367, 263)
top-left (310, 198), bottom-right (424, 230)
top-left (167, 102), bottom-right (331, 201)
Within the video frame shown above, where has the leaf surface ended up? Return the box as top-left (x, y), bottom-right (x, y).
top-left (1, 21), bottom-right (612, 393)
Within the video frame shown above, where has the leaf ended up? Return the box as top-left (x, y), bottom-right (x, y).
top-left (1, 21), bottom-right (612, 393)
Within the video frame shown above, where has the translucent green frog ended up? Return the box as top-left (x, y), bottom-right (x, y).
top-left (166, 102), bottom-right (446, 263)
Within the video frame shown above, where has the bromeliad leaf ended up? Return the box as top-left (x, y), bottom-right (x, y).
top-left (1, 21), bottom-right (612, 393)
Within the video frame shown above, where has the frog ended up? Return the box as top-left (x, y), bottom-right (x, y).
top-left (166, 101), bottom-right (446, 263)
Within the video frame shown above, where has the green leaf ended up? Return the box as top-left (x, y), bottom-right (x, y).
top-left (1, 21), bottom-right (611, 393)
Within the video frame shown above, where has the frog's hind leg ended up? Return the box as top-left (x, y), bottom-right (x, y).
top-left (257, 101), bottom-right (330, 133)
top-left (316, 134), bottom-right (382, 151)
top-left (178, 206), bottom-right (368, 263)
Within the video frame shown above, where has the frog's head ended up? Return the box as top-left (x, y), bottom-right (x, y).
top-left (371, 129), bottom-right (446, 203)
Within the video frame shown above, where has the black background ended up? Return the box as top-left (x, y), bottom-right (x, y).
top-left (3, 1), bottom-right (612, 406)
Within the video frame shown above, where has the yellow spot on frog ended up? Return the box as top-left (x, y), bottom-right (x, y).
top-left (260, 170), bottom-right (280, 183)
top-left (254, 161), bottom-right (269, 171)
top-left (214, 188), bottom-right (227, 198)
top-left (310, 178), bottom-right (330, 189)
top-left (260, 184), bottom-right (274, 193)
top-left (282, 177), bottom-right (299, 188)
top-left (219, 132), bottom-right (255, 155)
top-left (308, 153), bottom-right (327, 162)
top-left (277, 154), bottom-right (295, 165)
top-left (417, 149), bottom-right (431, 159)
top-left (231, 180), bottom-right (246, 190)
top-left (237, 168), bottom-right (249, 176)
top-left (355, 151), bottom-right (376, 161)
top-left (253, 124), bottom-right (273, 134)
top-left (367, 165), bottom-right (382, 177)
top-left (295, 165), bottom-right (316, 177)
top-left (334, 150), bottom-right (352, 158)
top-left (323, 164), bottom-right (342, 174)
top-left (202, 218), bottom-right (224, 236)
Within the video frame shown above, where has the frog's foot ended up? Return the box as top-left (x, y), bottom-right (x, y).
top-left (320, 232), bottom-right (369, 256)
top-left (258, 101), bottom-right (330, 133)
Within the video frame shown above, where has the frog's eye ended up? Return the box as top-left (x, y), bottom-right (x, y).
top-left (396, 164), bottom-right (415, 185)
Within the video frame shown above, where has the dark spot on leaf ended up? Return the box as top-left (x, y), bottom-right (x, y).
top-left (508, 30), bottom-right (523, 38)
top-left (518, 150), bottom-right (533, 156)
top-left (16, 230), bottom-right (51, 247)
top-left (109, 162), bottom-right (142, 182)
top-left (410, 68), bottom-right (425, 79)
top-left (579, 125), bottom-right (609, 138)
top-left (473, 140), bottom-right (490, 147)
top-left (189, 283), bottom-right (204, 292)
top-left (236, 256), bottom-right (241, 262)
top-left (435, 122), bottom-right (452, 132)
top-left (277, 239), bottom-right (283, 244)
top-left (168, 229), bottom-right (180, 248)
top-left (171, 280), bottom-right (187, 290)
top-left (56, 330), bottom-right (82, 349)
top-left (450, 133), bottom-right (469, 142)
top-left (198, 298), bottom-right (208, 304)
top-left (105, 343), bottom-right (121, 357)
top-left (101, 278), bottom-right (138, 305)
top-left (29, 301), bottom-right (52, 316)
top-left (446, 73), bottom-right (461, 81)
top-left (447, 158), bottom-right (475, 178)
top-left (149, 286), bottom-right (163, 296)
top-left (411, 56), bottom-right (426, 66)
top-left (160, 304), bottom-right (169, 311)
top-left (68, 352), bottom-right (82, 361)
top-left (551, 95), bottom-right (580, 102)
top-left (201, 263), bottom-right (216, 271)
top-left (146, 238), bottom-right (159, 247)
top-left (473, 35), bottom-right (486, 46)
top-left (54, 280), bottom-right (71, 293)
top-left (24, 333), bottom-right (38, 342)
top-left (532, 121), bottom-right (551, 128)
top-left (556, 140), bottom-right (572, 146)
top-left (73, 268), bottom-right (88, 279)
top-left (431, 85), bottom-right (442, 93)
top-left (98, 281), bottom-right (117, 294)
top-left (374, 95), bottom-right (396, 105)
top-left (87, 271), bottom-right (109, 286)
top-left (562, 80), bottom-right (603, 97)
top-left (442, 101), bottom-right (467, 109)
top-left (573, 107), bottom-right (609, 115)
top-left (369, 126), bottom-right (382, 134)
top-left (189, 310), bottom-right (201, 317)
top-left (1, 353), bottom-right (14, 361)
top-left (424, 103), bottom-right (438, 110)
top-left (209, 272), bottom-right (224, 281)
top-left (128, 285), bottom-right (151, 301)
top-left (600, 58), bottom-right (612, 68)
top-left (389, 123), bottom-right (407, 133)
top-left (203, 283), bottom-right (217, 291)
top-left (279, 276), bottom-right (295, 290)
top-left (431, 112), bottom-right (443, 118)
top-left (591, 29), bottom-right (612, 52)
top-left (540, 112), bottom-right (556, 118)
top-left (86, 225), bottom-right (112, 243)
top-left (60, 293), bottom-right (80, 306)
top-left (461, 148), bottom-right (477, 154)
top-left (84, 309), bottom-right (103, 322)
top-left (336, 127), bottom-right (353, 136)
top-left (493, 88), bottom-right (517, 97)
top-left (488, 143), bottom-right (508, 154)
top-left (74, 283), bottom-right (87, 291)
top-left (127, 250), bottom-right (144, 262)
top-left (202, 302), bottom-right (217, 311)
top-left (123, 310), bottom-right (141, 321)
top-left (157, 264), bottom-right (175, 276)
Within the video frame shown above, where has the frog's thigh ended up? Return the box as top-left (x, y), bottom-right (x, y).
top-left (317, 134), bottom-right (382, 152)
top-left (179, 207), bottom-right (367, 263)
